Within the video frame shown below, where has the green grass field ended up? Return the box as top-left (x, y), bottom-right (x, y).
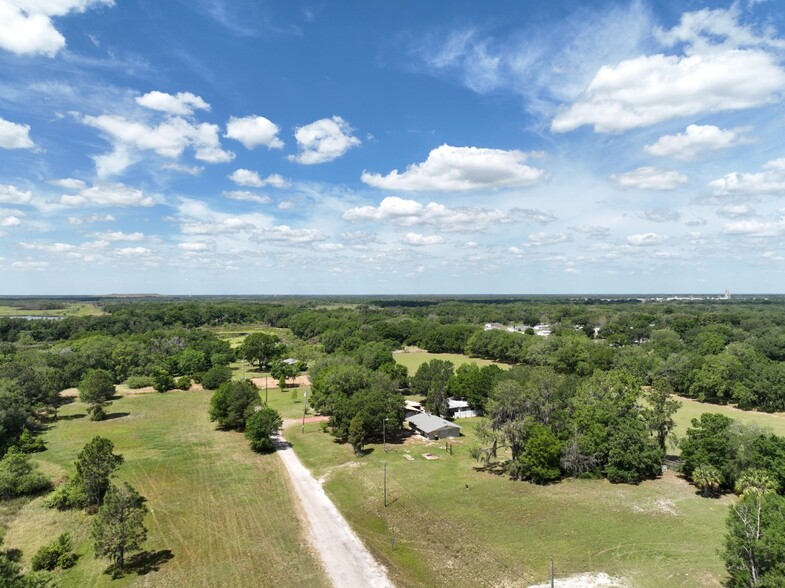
top-left (286, 418), bottom-right (730, 588)
top-left (0, 303), bottom-right (104, 317)
top-left (213, 326), bottom-right (292, 349)
top-left (1, 390), bottom-right (326, 588)
top-left (393, 350), bottom-right (509, 374)
top-left (672, 395), bottom-right (785, 438)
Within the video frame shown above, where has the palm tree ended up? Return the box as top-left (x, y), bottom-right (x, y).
top-left (692, 463), bottom-right (722, 497)
top-left (735, 468), bottom-right (779, 497)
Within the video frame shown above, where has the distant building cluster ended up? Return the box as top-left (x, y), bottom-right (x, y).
top-left (483, 323), bottom-right (552, 336)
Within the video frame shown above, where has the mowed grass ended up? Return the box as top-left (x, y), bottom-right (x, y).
top-left (1, 390), bottom-right (327, 588)
top-left (286, 419), bottom-right (731, 588)
top-left (393, 350), bottom-right (510, 374)
top-left (673, 395), bottom-right (785, 438)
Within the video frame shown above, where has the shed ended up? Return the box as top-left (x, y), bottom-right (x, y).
top-left (406, 413), bottom-right (461, 440)
top-left (446, 398), bottom-right (476, 419)
top-left (404, 400), bottom-right (424, 419)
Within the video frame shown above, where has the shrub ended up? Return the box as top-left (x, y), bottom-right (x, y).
top-left (201, 366), bottom-right (232, 390)
top-left (31, 533), bottom-right (72, 571)
top-left (17, 429), bottom-right (46, 453)
top-left (0, 448), bottom-right (51, 499)
top-left (57, 552), bottom-right (78, 569)
top-left (44, 479), bottom-right (87, 510)
top-left (245, 406), bottom-right (282, 452)
top-left (175, 376), bottom-right (192, 390)
top-left (125, 376), bottom-right (153, 389)
top-left (152, 369), bottom-right (176, 393)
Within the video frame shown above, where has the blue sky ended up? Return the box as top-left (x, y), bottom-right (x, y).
top-left (1, 0), bottom-right (784, 295)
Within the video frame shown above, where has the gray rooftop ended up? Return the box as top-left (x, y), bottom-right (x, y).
top-left (405, 413), bottom-right (461, 434)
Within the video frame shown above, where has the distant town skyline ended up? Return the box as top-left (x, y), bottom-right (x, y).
top-left (1, 1), bottom-right (784, 294)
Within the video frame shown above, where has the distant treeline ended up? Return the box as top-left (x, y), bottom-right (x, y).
top-left (2, 298), bottom-right (785, 414)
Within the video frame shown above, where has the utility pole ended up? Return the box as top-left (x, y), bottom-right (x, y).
top-left (302, 390), bottom-right (307, 434)
top-left (384, 462), bottom-right (387, 507)
top-left (265, 375), bottom-right (268, 403)
top-left (383, 417), bottom-right (388, 452)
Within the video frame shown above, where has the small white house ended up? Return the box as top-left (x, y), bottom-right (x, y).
top-left (446, 398), bottom-right (476, 419)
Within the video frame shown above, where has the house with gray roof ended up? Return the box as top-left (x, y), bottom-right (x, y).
top-left (405, 413), bottom-right (461, 440)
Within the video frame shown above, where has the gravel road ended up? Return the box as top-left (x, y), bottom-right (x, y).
top-left (275, 433), bottom-right (395, 588)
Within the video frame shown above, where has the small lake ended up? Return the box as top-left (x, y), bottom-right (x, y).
top-left (5, 315), bottom-right (64, 320)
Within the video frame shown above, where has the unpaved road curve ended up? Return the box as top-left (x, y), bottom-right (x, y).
top-left (275, 432), bottom-right (394, 588)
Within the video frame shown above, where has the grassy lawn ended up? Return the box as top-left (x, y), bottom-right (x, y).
top-left (393, 350), bottom-right (510, 374)
top-left (1, 390), bottom-right (326, 588)
top-left (285, 419), bottom-right (730, 588)
top-left (673, 395), bottom-right (785, 438)
top-left (213, 326), bottom-right (292, 349)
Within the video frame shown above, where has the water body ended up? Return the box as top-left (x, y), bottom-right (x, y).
top-left (6, 315), bottom-right (64, 320)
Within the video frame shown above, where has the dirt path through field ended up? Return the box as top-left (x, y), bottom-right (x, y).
top-left (274, 430), bottom-right (394, 588)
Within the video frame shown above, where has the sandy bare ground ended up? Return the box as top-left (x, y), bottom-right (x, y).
top-left (528, 572), bottom-right (629, 588)
top-left (251, 374), bottom-right (311, 389)
top-left (274, 430), bottom-right (394, 588)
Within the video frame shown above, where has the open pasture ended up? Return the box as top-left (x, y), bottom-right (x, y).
top-left (1, 390), bottom-right (326, 588)
top-left (672, 395), bottom-right (785, 439)
top-left (286, 417), bottom-right (730, 588)
top-left (393, 349), bottom-right (510, 374)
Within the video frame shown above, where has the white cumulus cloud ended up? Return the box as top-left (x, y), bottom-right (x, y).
top-left (82, 114), bottom-right (234, 176)
top-left (722, 219), bottom-right (785, 237)
top-left (344, 196), bottom-right (514, 232)
top-left (644, 124), bottom-right (747, 160)
top-left (0, 184), bottom-right (33, 205)
top-left (609, 167), bottom-right (688, 191)
top-left (19, 241), bottom-right (75, 252)
top-left (224, 115), bottom-right (284, 149)
top-left (0, 0), bottom-right (113, 57)
top-left (526, 232), bottom-right (569, 247)
top-left (115, 246), bottom-right (152, 256)
top-left (708, 158), bottom-right (785, 196)
top-left (716, 204), bottom-right (753, 219)
top-left (570, 225), bottom-right (611, 239)
top-left (178, 242), bottom-right (211, 252)
top-left (228, 168), bottom-right (288, 188)
top-left (627, 233), bottom-right (669, 246)
top-left (288, 116), bottom-right (360, 164)
top-left (0, 116), bottom-right (36, 149)
top-left (135, 91), bottom-right (210, 115)
top-left (51, 178), bottom-right (86, 190)
top-left (361, 144), bottom-right (547, 192)
top-left (403, 232), bottom-right (445, 246)
top-left (552, 8), bottom-right (785, 133)
top-left (89, 231), bottom-right (145, 241)
top-left (59, 182), bottom-right (155, 207)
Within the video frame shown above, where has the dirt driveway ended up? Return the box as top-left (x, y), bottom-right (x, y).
top-left (274, 431), bottom-right (394, 588)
